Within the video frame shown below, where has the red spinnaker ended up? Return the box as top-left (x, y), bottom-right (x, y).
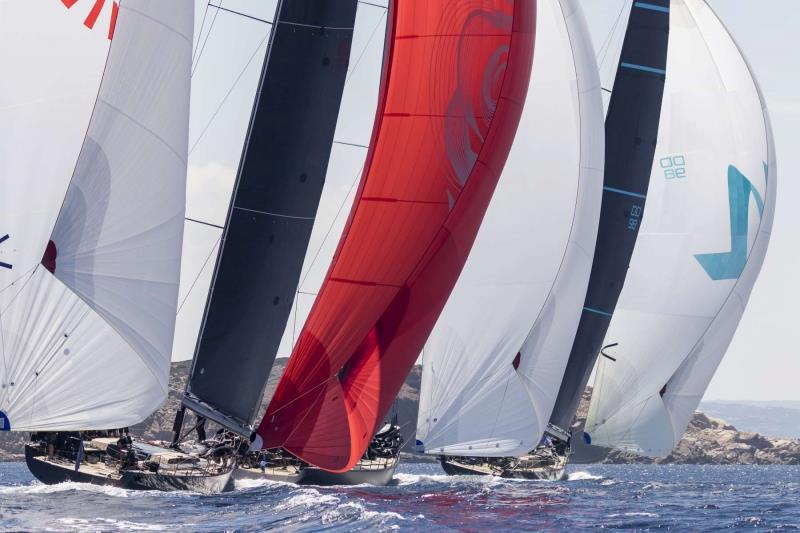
top-left (258, 0), bottom-right (536, 472)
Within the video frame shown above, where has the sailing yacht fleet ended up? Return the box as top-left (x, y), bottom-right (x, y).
top-left (0, 0), bottom-right (775, 491)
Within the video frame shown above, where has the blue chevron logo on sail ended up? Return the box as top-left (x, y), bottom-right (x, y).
top-left (0, 234), bottom-right (12, 270)
top-left (694, 164), bottom-right (766, 281)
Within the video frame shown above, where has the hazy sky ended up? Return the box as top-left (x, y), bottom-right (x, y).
top-left (184, 1), bottom-right (800, 402)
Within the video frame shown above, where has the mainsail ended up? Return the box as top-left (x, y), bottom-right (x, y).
top-left (415, 0), bottom-right (603, 458)
top-left (584, 0), bottom-right (775, 456)
top-left (257, 0), bottom-right (537, 472)
top-left (183, 1), bottom-right (359, 434)
top-left (547, 0), bottom-right (670, 432)
top-left (0, 1), bottom-right (192, 430)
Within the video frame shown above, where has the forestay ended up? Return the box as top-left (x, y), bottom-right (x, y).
top-left (415, 0), bottom-right (603, 458)
top-left (258, 0), bottom-right (536, 472)
top-left (0, 1), bottom-right (192, 431)
top-left (585, 0), bottom-right (775, 457)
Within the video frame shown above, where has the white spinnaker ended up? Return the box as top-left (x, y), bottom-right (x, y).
top-left (415, 0), bottom-right (604, 457)
top-left (585, 0), bottom-right (775, 457)
top-left (0, 1), bottom-right (193, 431)
top-left (0, 1), bottom-right (111, 296)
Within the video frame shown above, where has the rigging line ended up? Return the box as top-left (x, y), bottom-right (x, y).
top-left (292, 6), bottom-right (387, 289)
top-left (176, 234), bottom-right (223, 316)
top-left (208, 3), bottom-right (273, 25)
top-left (297, 165), bottom-right (362, 288)
top-left (0, 265), bottom-right (39, 391)
top-left (0, 303), bottom-right (7, 394)
top-left (290, 295), bottom-right (300, 355)
top-left (595, 0), bottom-right (626, 63)
top-left (191, 0), bottom-right (224, 77)
top-left (192, 1), bottom-right (212, 66)
top-left (345, 9), bottom-right (387, 84)
top-left (358, 0), bottom-right (387, 9)
top-left (596, 0), bottom-right (631, 72)
top-left (188, 30), bottom-right (270, 155)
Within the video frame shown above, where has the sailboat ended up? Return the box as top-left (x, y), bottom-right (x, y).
top-left (234, 1), bottom-right (404, 486)
top-left (414, 0), bottom-right (604, 481)
top-left (168, 1), bottom-right (363, 485)
top-left (0, 1), bottom-right (197, 489)
top-left (252, 0), bottom-right (537, 481)
top-left (582, 0), bottom-right (775, 459)
top-left (543, 0), bottom-right (671, 460)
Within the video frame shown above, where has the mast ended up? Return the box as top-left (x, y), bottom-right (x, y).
top-left (182, 1), bottom-right (359, 435)
top-left (415, 0), bottom-right (604, 458)
top-left (0, 1), bottom-right (193, 431)
top-left (585, 0), bottom-right (775, 456)
top-left (257, 0), bottom-right (537, 473)
top-left (547, 0), bottom-right (670, 433)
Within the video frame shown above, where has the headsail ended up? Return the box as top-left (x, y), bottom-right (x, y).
top-left (415, 0), bottom-right (603, 458)
top-left (0, 1), bottom-right (193, 430)
top-left (585, 0), bottom-right (775, 456)
top-left (257, 0), bottom-right (537, 472)
top-left (183, 1), bottom-right (359, 434)
top-left (547, 0), bottom-right (670, 432)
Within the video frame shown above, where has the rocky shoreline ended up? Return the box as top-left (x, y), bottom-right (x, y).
top-left (3, 362), bottom-right (799, 465)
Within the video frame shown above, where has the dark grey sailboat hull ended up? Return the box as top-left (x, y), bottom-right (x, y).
top-left (440, 456), bottom-right (566, 481)
top-left (298, 458), bottom-right (398, 486)
top-left (25, 445), bottom-right (233, 493)
top-left (235, 465), bottom-right (303, 484)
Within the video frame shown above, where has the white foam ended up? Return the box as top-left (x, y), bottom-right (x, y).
top-left (393, 472), bottom-right (502, 487)
top-left (58, 517), bottom-right (167, 531)
top-left (607, 512), bottom-right (659, 518)
top-left (0, 481), bottom-right (132, 498)
top-left (567, 471), bottom-right (604, 481)
top-left (232, 478), bottom-right (278, 490)
top-left (272, 488), bottom-right (339, 512)
top-left (321, 502), bottom-right (405, 525)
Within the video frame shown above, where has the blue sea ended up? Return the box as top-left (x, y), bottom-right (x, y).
top-left (1, 462), bottom-right (798, 531)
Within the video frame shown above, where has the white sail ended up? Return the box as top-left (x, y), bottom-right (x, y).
top-left (585, 0), bottom-right (776, 457)
top-left (415, 0), bottom-right (604, 457)
top-left (0, 1), bottom-right (193, 431)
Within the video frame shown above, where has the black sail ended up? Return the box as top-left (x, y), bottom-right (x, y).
top-left (184, 1), bottom-right (359, 433)
top-left (548, 0), bottom-right (670, 432)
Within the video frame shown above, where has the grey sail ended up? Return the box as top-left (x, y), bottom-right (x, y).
top-left (184, 0), bottom-right (359, 433)
top-left (548, 0), bottom-right (671, 432)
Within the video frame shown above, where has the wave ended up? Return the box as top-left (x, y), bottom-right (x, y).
top-left (58, 517), bottom-right (167, 531)
top-left (321, 502), bottom-right (406, 525)
top-left (607, 512), bottom-right (659, 518)
top-left (0, 481), bottom-right (133, 498)
top-left (567, 471), bottom-right (604, 481)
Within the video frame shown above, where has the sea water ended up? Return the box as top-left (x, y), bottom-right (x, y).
top-left (1, 462), bottom-right (798, 531)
